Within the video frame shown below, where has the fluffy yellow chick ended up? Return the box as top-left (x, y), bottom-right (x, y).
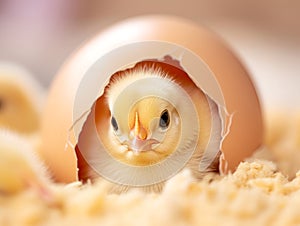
top-left (0, 129), bottom-right (51, 196)
top-left (0, 62), bottom-right (44, 134)
top-left (105, 61), bottom-right (221, 171)
top-left (77, 61), bottom-right (223, 191)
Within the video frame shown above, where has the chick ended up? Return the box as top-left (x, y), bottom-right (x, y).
top-left (0, 129), bottom-right (51, 196)
top-left (107, 61), bottom-right (220, 166)
top-left (77, 60), bottom-right (222, 191)
top-left (0, 62), bottom-right (44, 134)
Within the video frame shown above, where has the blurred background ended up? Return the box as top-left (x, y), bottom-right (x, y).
top-left (0, 0), bottom-right (299, 109)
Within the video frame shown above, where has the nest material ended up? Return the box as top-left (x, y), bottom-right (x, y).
top-left (1, 112), bottom-right (300, 226)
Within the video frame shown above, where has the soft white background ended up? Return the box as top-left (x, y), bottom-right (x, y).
top-left (0, 0), bottom-right (299, 109)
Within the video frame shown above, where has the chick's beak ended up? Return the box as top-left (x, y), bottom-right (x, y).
top-left (129, 112), bottom-right (158, 153)
top-left (133, 112), bottom-right (147, 140)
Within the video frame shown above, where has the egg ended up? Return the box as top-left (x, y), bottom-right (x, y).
top-left (40, 15), bottom-right (263, 184)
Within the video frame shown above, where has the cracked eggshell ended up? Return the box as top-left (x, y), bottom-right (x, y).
top-left (40, 15), bottom-right (263, 183)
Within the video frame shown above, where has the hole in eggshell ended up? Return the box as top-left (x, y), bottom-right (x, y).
top-left (75, 57), bottom-right (223, 183)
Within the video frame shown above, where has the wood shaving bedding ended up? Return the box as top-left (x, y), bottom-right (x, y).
top-left (1, 112), bottom-right (300, 226)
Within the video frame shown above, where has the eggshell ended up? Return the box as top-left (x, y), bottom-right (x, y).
top-left (40, 15), bottom-right (263, 183)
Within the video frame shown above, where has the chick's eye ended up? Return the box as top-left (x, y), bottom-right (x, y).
top-left (111, 116), bottom-right (118, 131)
top-left (159, 110), bottom-right (170, 129)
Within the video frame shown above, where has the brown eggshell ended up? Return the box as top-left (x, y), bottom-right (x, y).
top-left (40, 15), bottom-right (263, 183)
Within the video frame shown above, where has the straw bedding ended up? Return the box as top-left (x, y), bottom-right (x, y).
top-left (1, 112), bottom-right (300, 226)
